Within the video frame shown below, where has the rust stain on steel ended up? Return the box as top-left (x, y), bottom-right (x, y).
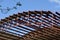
top-left (0, 11), bottom-right (60, 40)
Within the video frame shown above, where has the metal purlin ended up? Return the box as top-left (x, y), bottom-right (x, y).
top-left (0, 10), bottom-right (59, 29)
top-left (22, 27), bottom-right (60, 40)
top-left (0, 11), bottom-right (60, 39)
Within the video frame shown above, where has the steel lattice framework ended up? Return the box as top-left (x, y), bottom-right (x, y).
top-left (0, 11), bottom-right (60, 40)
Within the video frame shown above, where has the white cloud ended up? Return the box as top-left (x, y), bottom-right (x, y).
top-left (49, 0), bottom-right (60, 8)
top-left (49, 0), bottom-right (60, 5)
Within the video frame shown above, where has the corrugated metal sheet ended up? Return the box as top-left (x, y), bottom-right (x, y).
top-left (0, 11), bottom-right (60, 40)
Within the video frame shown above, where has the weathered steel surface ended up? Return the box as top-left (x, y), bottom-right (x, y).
top-left (0, 11), bottom-right (60, 40)
top-left (21, 26), bottom-right (60, 40)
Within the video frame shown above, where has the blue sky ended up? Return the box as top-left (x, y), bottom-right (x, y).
top-left (0, 0), bottom-right (60, 19)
